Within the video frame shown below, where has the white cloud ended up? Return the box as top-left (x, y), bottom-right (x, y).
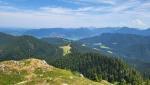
top-left (69, 0), bottom-right (116, 5)
top-left (132, 19), bottom-right (146, 27)
top-left (39, 7), bottom-right (74, 15)
top-left (84, 0), bottom-right (116, 5)
top-left (0, 0), bottom-right (150, 29)
top-left (38, 6), bottom-right (111, 15)
top-left (0, 10), bottom-right (123, 28)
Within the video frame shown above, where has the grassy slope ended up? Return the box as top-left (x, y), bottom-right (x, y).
top-left (0, 58), bottom-right (111, 85)
top-left (60, 44), bottom-right (71, 56)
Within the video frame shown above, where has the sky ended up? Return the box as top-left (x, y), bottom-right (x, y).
top-left (0, 0), bottom-right (150, 29)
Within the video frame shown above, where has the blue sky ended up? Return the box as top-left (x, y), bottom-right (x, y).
top-left (0, 0), bottom-right (150, 29)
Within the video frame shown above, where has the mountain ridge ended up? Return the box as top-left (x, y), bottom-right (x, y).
top-left (0, 58), bottom-right (111, 85)
top-left (1, 27), bottom-right (150, 40)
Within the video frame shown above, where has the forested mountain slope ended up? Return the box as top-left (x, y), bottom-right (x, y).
top-left (0, 32), bottom-right (149, 85)
top-left (53, 53), bottom-right (144, 85)
top-left (78, 33), bottom-right (150, 78)
top-left (79, 33), bottom-right (150, 61)
top-left (0, 32), bottom-right (63, 62)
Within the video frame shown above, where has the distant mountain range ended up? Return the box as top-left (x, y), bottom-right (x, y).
top-left (0, 28), bottom-right (150, 77)
top-left (1, 27), bottom-right (150, 40)
top-left (0, 28), bottom-right (28, 35)
top-left (0, 32), bottom-right (145, 84)
top-left (78, 33), bottom-right (150, 61)
top-left (0, 32), bottom-right (101, 62)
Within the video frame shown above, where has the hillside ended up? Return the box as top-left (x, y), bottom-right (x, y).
top-left (0, 32), bottom-right (63, 62)
top-left (42, 37), bottom-right (71, 46)
top-left (53, 53), bottom-right (144, 85)
top-left (41, 37), bottom-right (103, 54)
top-left (39, 37), bottom-right (145, 84)
top-left (79, 33), bottom-right (150, 59)
top-left (0, 58), bottom-right (111, 85)
top-left (0, 32), bottom-right (148, 84)
top-left (78, 33), bottom-right (150, 78)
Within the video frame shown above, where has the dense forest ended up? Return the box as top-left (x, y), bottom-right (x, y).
top-left (0, 32), bottom-right (150, 85)
top-left (53, 53), bottom-right (144, 85)
top-left (0, 32), bottom-right (63, 62)
top-left (78, 33), bottom-right (150, 78)
top-left (1, 0), bottom-right (150, 84)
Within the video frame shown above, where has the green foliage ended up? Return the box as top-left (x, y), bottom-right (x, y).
top-left (0, 59), bottom-right (108, 85)
top-left (120, 79), bottom-right (126, 85)
top-left (144, 80), bottom-right (150, 85)
top-left (0, 32), bottom-right (148, 85)
top-left (0, 70), bottom-right (26, 85)
top-left (53, 53), bottom-right (144, 85)
top-left (0, 33), bottom-right (63, 62)
top-left (42, 37), bottom-right (71, 46)
top-left (79, 33), bottom-right (150, 78)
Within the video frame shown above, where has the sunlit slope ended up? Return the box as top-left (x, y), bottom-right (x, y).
top-left (0, 58), bottom-right (111, 85)
top-left (60, 44), bottom-right (71, 56)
